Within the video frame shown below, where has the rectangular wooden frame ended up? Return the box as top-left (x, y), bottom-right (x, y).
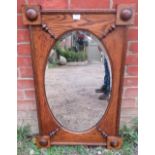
top-left (22, 4), bottom-right (135, 149)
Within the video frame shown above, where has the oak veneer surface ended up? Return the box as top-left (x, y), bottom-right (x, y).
top-left (30, 13), bottom-right (126, 145)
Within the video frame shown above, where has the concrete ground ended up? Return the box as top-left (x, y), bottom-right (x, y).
top-left (45, 62), bottom-right (110, 132)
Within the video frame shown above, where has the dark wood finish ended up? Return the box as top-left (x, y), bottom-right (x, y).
top-left (41, 13), bottom-right (116, 39)
top-left (120, 8), bottom-right (133, 21)
top-left (100, 23), bottom-right (116, 39)
top-left (26, 8), bottom-right (38, 21)
top-left (22, 5), bottom-right (41, 25)
top-left (41, 9), bottom-right (116, 14)
top-left (42, 23), bottom-right (57, 39)
top-left (116, 4), bottom-right (136, 25)
top-left (36, 135), bottom-right (50, 148)
top-left (107, 136), bottom-right (123, 149)
top-left (21, 4), bottom-right (133, 149)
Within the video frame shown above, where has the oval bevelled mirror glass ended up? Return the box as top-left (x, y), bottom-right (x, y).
top-left (45, 30), bottom-right (112, 132)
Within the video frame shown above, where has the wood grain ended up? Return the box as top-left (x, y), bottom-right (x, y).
top-left (42, 14), bottom-right (115, 39)
top-left (29, 12), bottom-right (127, 148)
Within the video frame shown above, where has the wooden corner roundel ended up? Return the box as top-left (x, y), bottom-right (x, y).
top-left (21, 4), bottom-right (135, 149)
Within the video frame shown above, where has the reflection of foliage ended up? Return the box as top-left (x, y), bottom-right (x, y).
top-left (54, 41), bottom-right (87, 62)
top-left (59, 49), bottom-right (87, 62)
top-left (17, 117), bottom-right (138, 155)
top-left (54, 41), bottom-right (61, 59)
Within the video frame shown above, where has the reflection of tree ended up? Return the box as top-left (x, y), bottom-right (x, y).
top-left (50, 37), bottom-right (87, 63)
top-left (49, 31), bottom-right (105, 64)
top-left (59, 31), bottom-right (88, 52)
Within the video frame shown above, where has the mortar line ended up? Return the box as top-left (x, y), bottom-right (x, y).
top-left (68, 0), bottom-right (71, 9)
top-left (109, 0), bottom-right (113, 9)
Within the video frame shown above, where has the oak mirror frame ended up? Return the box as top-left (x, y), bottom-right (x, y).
top-left (21, 4), bottom-right (135, 149)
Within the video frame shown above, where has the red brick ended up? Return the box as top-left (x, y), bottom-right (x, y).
top-left (129, 42), bottom-right (138, 54)
top-left (127, 66), bottom-right (138, 76)
top-left (17, 29), bottom-right (30, 42)
top-left (17, 68), bottom-right (20, 77)
top-left (27, 0), bottom-right (41, 5)
top-left (17, 44), bottom-right (31, 56)
top-left (19, 67), bottom-right (34, 78)
top-left (17, 15), bottom-right (26, 28)
top-left (125, 55), bottom-right (138, 65)
top-left (17, 101), bottom-right (36, 110)
top-left (121, 107), bottom-right (138, 116)
top-left (18, 100), bottom-right (35, 104)
top-left (25, 90), bottom-right (36, 99)
top-left (17, 57), bottom-right (32, 67)
top-left (134, 14), bottom-right (138, 26)
top-left (17, 0), bottom-right (26, 13)
top-left (17, 90), bottom-right (25, 100)
top-left (121, 99), bottom-right (135, 108)
top-left (127, 28), bottom-right (138, 41)
top-left (71, 0), bottom-right (109, 9)
top-left (114, 0), bottom-right (137, 5)
top-left (123, 77), bottom-right (138, 86)
top-left (17, 0), bottom-right (138, 126)
top-left (42, 0), bottom-right (68, 9)
top-left (120, 116), bottom-right (137, 125)
top-left (124, 88), bottom-right (138, 98)
top-left (113, 0), bottom-right (138, 12)
top-left (18, 80), bottom-right (35, 89)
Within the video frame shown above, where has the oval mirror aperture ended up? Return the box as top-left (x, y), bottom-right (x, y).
top-left (45, 30), bottom-right (112, 132)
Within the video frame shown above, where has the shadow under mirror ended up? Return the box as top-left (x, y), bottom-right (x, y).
top-left (45, 30), bottom-right (112, 132)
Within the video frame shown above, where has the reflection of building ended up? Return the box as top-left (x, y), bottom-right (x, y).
top-left (60, 35), bottom-right (72, 49)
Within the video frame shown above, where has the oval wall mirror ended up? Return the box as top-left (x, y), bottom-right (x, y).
top-left (22, 5), bottom-right (133, 148)
top-left (45, 30), bottom-right (112, 132)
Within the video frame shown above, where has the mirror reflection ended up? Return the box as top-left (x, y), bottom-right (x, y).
top-left (45, 30), bottom-right (112, 132)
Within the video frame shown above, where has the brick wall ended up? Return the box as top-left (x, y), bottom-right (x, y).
top-left (17, 0), bottom-right (138, 133)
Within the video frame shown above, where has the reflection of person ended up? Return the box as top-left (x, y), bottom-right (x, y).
top-left (96, 46), bottom-right (111, 100)
top-left (75, 31), bottom-right (85, 51)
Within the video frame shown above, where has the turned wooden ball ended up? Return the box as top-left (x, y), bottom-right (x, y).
top-left (120, 8), bottom-right (133, 21)
top-left (26, 8), bottom-right (38, 21)
top-left (39, 137), bottom-right (48, 147)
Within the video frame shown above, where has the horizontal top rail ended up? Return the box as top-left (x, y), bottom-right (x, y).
top-left (41, 9), bottom-right (117, 14)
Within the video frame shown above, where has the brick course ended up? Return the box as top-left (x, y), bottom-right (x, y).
top-left (71, 0), bottom-right (109, 9)
top-left (17, 0), bottom-right (138, 132)
top-left (127, 66), bottom-right (138, 76)
top-left (19, 67), bottom-right (34, 78)
top-left (125, 55), bottom-right (138, 65)
top-left (129, 42), bottom-right (138, 54)
top-left (17, 29), bottom-right (30, 42)
top-left (127, 28), bottom-right (138, 41)
top-left (17, 44), bottom-right (31, 56)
